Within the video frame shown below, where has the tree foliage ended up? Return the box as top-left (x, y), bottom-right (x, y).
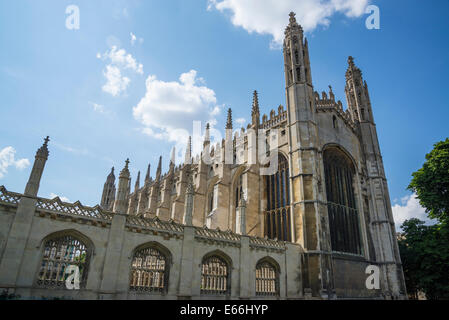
top-left (398, 219), bottom-right (449, 300)
top-left (408, 138), bottom-right (449, 224)
top-left (399, 138), bottom-right (449, 299)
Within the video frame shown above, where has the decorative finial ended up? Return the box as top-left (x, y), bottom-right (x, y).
top-left (36, 136), bottom-right (50, 159)
top-left (289, 12), bottom-right (296, 23)
top-left (107, 167), bottom-right (115, 179)
top-left (329, 85), bottom-right (335, 101)
top-left (119, 159), bottom-right (130, 178)
top-left (204, 123), bottom-right (211, 146)
top-left (226, 108), bottom-right (233, 130)
top-left (285, 11), bottom-right (302, 34)
top-left (348, 56), bottom-right (355, 66)
top-left (145, 163), bottom-right (151, 184)
top-left (252, 90), bottom-right (259, 113)
top-left (105, 166), bottom-right (116, 184)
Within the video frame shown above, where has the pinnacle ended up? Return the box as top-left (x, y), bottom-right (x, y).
top-left (252, 90), bottom-right (259, 114)
top-left (36, 136), bottom-right (50, 159)
top-left (226, 108), bottom-right (233, 129)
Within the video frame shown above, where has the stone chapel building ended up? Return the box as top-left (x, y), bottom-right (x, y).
top-left (0, 13), bottom-right (407, 300)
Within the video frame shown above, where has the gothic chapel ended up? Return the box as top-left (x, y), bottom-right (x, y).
top-left (0, 13), bottom-right (406, 299)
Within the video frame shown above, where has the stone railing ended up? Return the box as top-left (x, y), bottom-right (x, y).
top-left (250, 237), bottom-right (286, 252)
top-left (195, 226), bottom-right (241, 244)
top-left (0, 186), bottom-right (22, 206)
top-left (1, 186), bottom-right (289, 251)
top-left (35, 197), bottom-right (114, 221)
top-left (126, 216), bottom-right (184, 234)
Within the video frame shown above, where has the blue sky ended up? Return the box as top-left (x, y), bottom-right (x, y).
top-left (0, 0), bottom-right (448, 229)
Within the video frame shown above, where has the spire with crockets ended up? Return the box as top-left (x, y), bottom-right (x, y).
top-left (25, 136), bottom-right (50, 197)
top-left (156, 156), bottom-right (162, 181)
top-left (251, 90), bottom-right (260, 127)
top-left (144, 163), bottom-right (151, 185)
top-left (101, 167), bottom-right (116, 210)
top-left (134, 171), bottom-right (140, 192)
top-left (283, 11), bottom-right (312, 86)
top-left (226, 108), bottom-right (233, 130)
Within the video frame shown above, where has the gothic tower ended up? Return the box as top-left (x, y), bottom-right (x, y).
top-left (345, 56), bottom-right (374, 123)
top-left (345, 57), bottom-right (406, 297)
top-left (283, 12), bottom-right (329, 297)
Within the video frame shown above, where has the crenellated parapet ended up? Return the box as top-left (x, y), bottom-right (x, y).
top-left (261, 105), bottom-right (288, 130)
top-left (314, 87), bottom-right (358, 133)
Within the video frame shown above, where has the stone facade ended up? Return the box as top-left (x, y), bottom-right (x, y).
top-left (0, 13), bottom-right (407, 300)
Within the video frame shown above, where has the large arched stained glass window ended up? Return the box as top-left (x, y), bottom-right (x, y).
top-left (255, 260), bottom-right (279, 296)
top-left (323, 147), bottom-right (362, 255)
top-left (265, 154), bottom-right (291, 241)
top-left (37, 234), bottom-right (90, 289)
top-left (129, 246), bottom-right (168, 293)
top-left (201, 255), bottom-right (230, 295)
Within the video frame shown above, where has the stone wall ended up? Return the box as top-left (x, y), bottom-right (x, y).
top-left (0, 190), bottom-right (304, 300)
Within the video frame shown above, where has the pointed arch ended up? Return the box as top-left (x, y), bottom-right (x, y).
top-left (323, 145), bottom-right (362, 255)
top-left (129, 241), bottom-right (172, 293)
top-left (36, 229), bottom-right (94, 289)
top-left (200, 250), bottom-right (232, 296)
top-left (255, 256), bottom-right (280, 296)
top-left (264, 153), bottom-right (291, 241)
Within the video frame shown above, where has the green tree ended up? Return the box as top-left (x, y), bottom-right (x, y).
top-left (399, 138), bottom-right (449, 299)
top-left (408, 138), bottom-right (449, 224)
top-left (398, 219), bottom-right (449, 300)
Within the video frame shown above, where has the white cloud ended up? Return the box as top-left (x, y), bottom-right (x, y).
top-left (0, 146), bottom-right (30, 179)
top-left (97, 45), bottom-right (143, 96)
top-left (208, 0), bottom-right (370, 45)
top-left (98, 46), bottom-right (143, 74)
top-left (392, 193), bottom-right (435, 231)
top-left (50, 193), bottom-right (70, 203)
top-left (133, 70), bottom-right (222, 158)
top-left (102, 65), bottom-right (130, 97)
